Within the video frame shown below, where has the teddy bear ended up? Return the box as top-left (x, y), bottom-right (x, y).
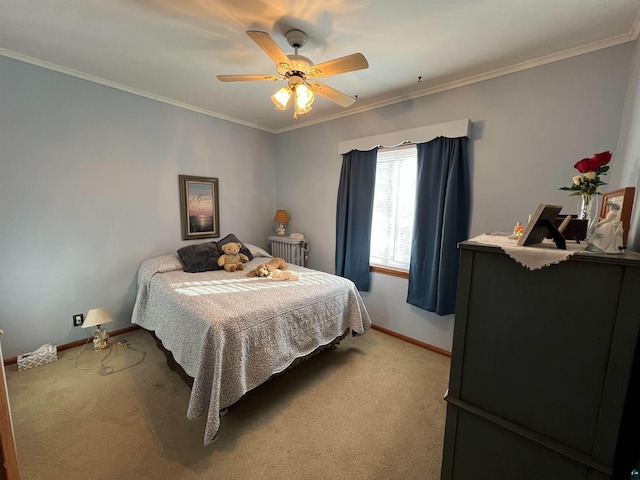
top-left (217, 242), bottom-right (249, 272)
top-left (247, 257), bottom-right (288, 277)
top-left (269, 269), bottom-right (300, 281)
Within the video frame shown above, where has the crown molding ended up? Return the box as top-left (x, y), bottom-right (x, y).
top-left (0, 48), bottom-right (276, 133)
top-left (2, 19), bottom-right (639, 136)
top-left (275, 29), bottom-right (640, 133)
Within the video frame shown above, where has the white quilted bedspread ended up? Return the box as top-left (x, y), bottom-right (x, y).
top-left (131, 254), bottom-right (371, 445)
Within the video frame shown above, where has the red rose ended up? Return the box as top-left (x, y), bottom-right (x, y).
top-left (574, 157), bottom-right (592, 173)
top-left (574, 151), bottom-right (612, 173)
top-left (592, 151), bottom-right (612, 168)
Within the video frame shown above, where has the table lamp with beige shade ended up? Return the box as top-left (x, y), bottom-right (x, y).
top-left (82, 308), bottom-right (114, 351)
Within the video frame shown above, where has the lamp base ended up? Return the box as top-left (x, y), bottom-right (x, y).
top-left (277, 223), bottom-right (286, 236)
top-left (92, 326), bottom-right (110, 351)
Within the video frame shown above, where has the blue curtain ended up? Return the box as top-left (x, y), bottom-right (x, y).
top-left (335, 148), bottom-right (378, 291)
top-left (407, 137), bottom-right (470, 315)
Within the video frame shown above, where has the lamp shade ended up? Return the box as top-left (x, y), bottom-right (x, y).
top-left (273, 210), bottom-right (289, 223)
top-left (295, 84), bottom-right (314, 110)
top-left (82, 308), bottom-right (114, 328)
top-left (271, 87), bottom-right (292, 110)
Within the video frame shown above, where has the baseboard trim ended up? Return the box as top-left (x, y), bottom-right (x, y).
top-left (4, 324), bottom-right (450, 365)
top-left (3, 325), bottom-right (141, 366)
top-left (371, 324), bottom-right (452, 357)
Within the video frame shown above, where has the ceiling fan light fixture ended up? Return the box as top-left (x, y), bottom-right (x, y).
top-left (221, 30), bottom-right (367, 120)
top-left (293, 103), bottom-right (312, 120)
top-left (271, 86), bottom-right (292, 110)
top-left (295, 84), bottom-right (314, 109)
top-left (293, 84), bottom-right (314, 120)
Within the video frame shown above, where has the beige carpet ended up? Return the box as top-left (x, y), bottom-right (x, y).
top-left (6, 327), bottom-right (450, 480)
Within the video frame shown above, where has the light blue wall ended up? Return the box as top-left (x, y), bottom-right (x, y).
top-left (0, 57), bottom-right (277, 358)
top-left (275, 43), bottom-right (633, 351)
top-left (0, 42), bottom-right (635, 357)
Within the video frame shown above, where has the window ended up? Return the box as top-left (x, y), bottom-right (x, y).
top-left (370, 144), bottom-right (417, 271)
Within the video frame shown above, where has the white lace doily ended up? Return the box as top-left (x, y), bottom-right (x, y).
top-left (469, 233), bottom-right (588, 270)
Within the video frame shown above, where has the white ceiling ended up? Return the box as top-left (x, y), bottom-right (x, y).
top-left (2, 0), bottom-right (640, 133)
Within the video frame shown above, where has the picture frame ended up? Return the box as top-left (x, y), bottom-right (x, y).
top-left (599, 187), bottom-right (636, 246)
top-left (179, 175), bottom-right (220, 240)
top-left (517, 203), bottom-right (564, 247)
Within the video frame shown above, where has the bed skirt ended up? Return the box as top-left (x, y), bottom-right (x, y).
top-left (148, 328), bottom-right (351, 392)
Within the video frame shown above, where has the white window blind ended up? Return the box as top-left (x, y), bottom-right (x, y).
top-left (370, 144), bottom-right (417, 270)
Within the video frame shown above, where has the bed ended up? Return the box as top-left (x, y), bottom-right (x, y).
top-left (131, 243), bottom-right (371, 445)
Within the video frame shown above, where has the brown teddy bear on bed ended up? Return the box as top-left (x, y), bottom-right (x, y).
top-left (218, 242), bottom-right (249, 272)
top-left (247, 257), bottom-right (288, 277)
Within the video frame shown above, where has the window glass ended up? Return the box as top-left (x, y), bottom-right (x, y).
top-left (370, 144), bottom-right (417, 270)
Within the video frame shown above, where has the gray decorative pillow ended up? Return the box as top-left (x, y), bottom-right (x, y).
top-left (244, 243), bottom-right (273, 259)
top-left (217, 234), bottom-right (254, 261)
top-left (177, 241), bottom-right (221, 273)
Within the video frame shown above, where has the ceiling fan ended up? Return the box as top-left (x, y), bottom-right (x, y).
top-left (217, 29), bottom-right (369, 119)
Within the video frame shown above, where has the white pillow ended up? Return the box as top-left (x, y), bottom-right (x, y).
top-left (244, 243), bottom-right (273, 259)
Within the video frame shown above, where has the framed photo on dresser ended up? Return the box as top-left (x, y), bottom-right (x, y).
top-left (600, 187), bottom-right (635, 246)
top-left (517, 203), bottom-right (563, 247)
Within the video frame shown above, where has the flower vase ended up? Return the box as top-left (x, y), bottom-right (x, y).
top-left (578, 194), bottom-right (598, 226)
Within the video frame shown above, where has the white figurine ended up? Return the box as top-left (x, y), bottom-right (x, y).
top-left (587, 208), bottom-right (624, 254)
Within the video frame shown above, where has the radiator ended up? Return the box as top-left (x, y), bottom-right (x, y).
top-left (269, 235), bottom-right (308, 267)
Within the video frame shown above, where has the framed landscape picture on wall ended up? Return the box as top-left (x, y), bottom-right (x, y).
top-left (599, 187), bottom-right (635, 246)
top-left (179, 175), bottom-right (220, 240)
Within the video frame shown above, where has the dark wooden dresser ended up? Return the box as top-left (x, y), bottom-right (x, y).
top-left (441, 240), bottom-right (640, 480)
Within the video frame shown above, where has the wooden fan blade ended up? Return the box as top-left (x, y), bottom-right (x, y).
top-left (217, 74), bottom-right (279, 82)
top-left (308, 53), bottom-right (368, 78)
top-left (310, 82), bottom-right (355, 108)
top-left (246, 31), bottom-right (290, 66)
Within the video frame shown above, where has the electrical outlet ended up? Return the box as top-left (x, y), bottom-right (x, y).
top-left (73, 313), bottom-right (84, 327)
